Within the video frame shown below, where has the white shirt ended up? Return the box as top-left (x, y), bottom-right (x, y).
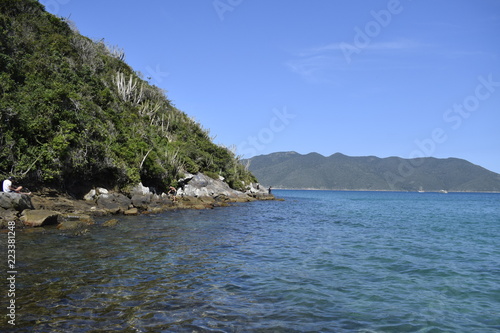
top-left (2, 179), bottom-right (12, 192)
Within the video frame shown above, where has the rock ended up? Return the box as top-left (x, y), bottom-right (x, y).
top-left (244, 182), bottom-right (275, 200)
top-left (0, 207), bottom-right (17, 219)
top-left (124, 207), bottom-right (138, 215)
top-left (0, 208), bottom-right (20, 229)
top-left (61, 214), bottom-right (94, 225)
top-left (177, 173), bottom-right (248, 199)
top-left (21, 210), bottom-right (60, 227)
top-left (56, 220), bottom-right (86, 230)
top-left (102, 219), bottom-right (119, 227)
top-left (130, 183), bottom-right (150, 196)
top-left (96, 193), bottom-right (131, 214)
top-left (148, 195), bottom-right (174, 210)
top-left (198, 196), bottom-right (216, 204)
top-left (83, 189), bottom-right (96, 201)
top-left (131, 193), bottom-right (151, 210)
top-left (0, 192), bottom-right (34, 211)
top-left (96, 187), bottom-right (109, 194)
top-left (31, 195), bottom-right (76, 212)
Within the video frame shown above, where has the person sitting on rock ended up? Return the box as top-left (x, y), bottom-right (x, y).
top-left (168, 186), bottom-right (177, 202)
top-left (2, 176), bottom-right (30, 194)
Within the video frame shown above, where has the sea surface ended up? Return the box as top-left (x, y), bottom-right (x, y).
top-left (2, 190), bottom-right (500, 332)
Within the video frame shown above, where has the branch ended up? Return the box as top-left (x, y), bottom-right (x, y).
top-left (139, 148), bottom-right (153, 170)
top-left (20, 152), bottom-right (43, 177)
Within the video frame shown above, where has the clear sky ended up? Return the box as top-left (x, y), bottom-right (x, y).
top-left (43, 0), bottom-right (500, 173)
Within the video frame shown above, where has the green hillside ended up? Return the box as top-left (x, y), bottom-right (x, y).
top-left (244, 152), bottom-right (500, 192)
top-left (0, 0), bottom-right (256, 196)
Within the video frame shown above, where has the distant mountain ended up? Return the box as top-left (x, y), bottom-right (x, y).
top-left (243, 152), bottom-right (500, 192)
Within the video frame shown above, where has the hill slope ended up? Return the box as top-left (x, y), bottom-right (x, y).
top-left (244, 152), bottom-right (500, 192)
top-left (0, 0), bottom-right (255, 196)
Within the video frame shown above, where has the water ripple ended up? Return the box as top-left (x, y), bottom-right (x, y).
top-left (3, 191), bottom-right (500, 332)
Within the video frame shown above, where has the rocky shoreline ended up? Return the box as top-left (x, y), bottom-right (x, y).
top-left (0, 173), bottom-right (276, 231)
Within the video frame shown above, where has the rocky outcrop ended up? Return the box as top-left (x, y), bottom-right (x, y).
top-left (0, 192), bottom-right (34, 211)
top-left (245, 183), bottom-right (274, 200)
top-left (177, 173), bottom-right (249, 199)
top-left (0, 175), bottom-right (277, 229)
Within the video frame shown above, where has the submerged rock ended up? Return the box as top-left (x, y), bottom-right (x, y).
top-left (56, 220), bottom-right (86, 230)
top-left (102, 219), bottom-right (119, 227)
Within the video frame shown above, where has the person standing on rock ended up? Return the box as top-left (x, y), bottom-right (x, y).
top-left (168, 186), bottom-right (177, 202)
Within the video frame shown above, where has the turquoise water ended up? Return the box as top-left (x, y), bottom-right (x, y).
top-left (2, 190), bottom-right (500, 332)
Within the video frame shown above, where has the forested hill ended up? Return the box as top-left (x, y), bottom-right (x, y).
top-left (0, 0), bottom-right (256, 196)
top-left (244, 152), bottom-right (500, 192)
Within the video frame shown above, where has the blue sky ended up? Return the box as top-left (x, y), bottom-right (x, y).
top-left (43, 0), bottom-right (500, 173)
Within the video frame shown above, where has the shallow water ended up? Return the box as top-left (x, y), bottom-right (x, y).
top-left (2, 190), bottom-right (500, 332)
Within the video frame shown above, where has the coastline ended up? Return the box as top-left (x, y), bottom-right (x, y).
top-left (0, 177), bottom-right (278, 231)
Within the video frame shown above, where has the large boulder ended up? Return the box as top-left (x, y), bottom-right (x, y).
top-left (131, 193), bottom-right (152, 210)
top-left (177, 173), bottom-right (248, 198)
top-left (21, 210), bottom-right (60, 227)
top-left (96, 193), bottom-right (131, 214)
top-left (0, 192), bottom-right (34, 211)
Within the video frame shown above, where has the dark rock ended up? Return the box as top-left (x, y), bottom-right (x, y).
top-left (0, 192), bottom-right (34, 211)
top-left (131, 194), bottom-right (151, 209)
top-left (97, 193), bottom-right (131, 214)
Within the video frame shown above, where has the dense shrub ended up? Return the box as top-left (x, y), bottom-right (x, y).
top-left (0, 0), bottom-right (256, 196)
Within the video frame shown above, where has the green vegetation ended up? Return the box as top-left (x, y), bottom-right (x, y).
top-left (0, 0), bottom-right (256, 195)
top-left (245, 152), bottom-right (500, 192)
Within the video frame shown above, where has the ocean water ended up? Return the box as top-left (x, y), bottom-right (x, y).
top-left (2, 190), bottom-right (500, 332)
